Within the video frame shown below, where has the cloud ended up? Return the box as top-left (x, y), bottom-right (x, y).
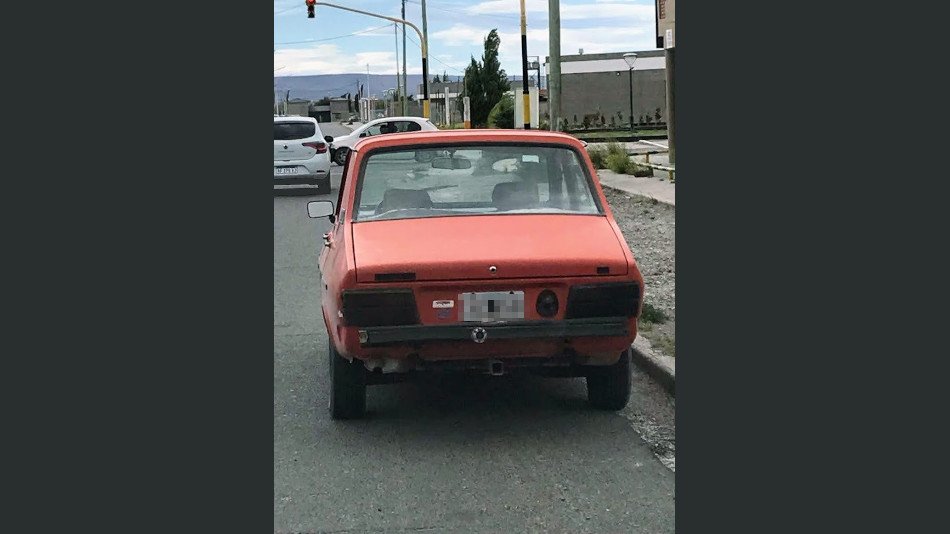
top-left (466, 0), bottom-right (654, 21)
top-left (275, 45), bottom-right (423, 75)
top-left (432, 23), bottom-right (654, 70)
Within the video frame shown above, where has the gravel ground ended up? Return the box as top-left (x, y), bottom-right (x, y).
top-left (602, 187), bottom-right (676, 470)
top-left (602, 187), bottom-right (676, 358)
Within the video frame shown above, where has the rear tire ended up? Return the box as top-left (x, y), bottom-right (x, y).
top-left (334, 147), bottom-right (349, 166)
top-left (329, 340), bottom-right (366, 419)
top-left (586, 348), bottom-right (632, 410)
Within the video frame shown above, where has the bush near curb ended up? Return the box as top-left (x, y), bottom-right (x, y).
top-left (587, 141), bottom-right (653, 177)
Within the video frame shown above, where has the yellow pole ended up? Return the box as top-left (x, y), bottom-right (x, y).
top-left (519, 0), bottom-right (530, 129)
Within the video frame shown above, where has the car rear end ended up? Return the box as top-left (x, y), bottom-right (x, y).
top-left (331, 133), bottom-right (643, 376)
top-left (274, 117), bottom-right (331, 193)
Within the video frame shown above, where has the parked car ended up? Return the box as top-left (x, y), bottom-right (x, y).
top-left (328, 116), bottom-right (439, 166)
top-left (274, 116), bottom-right (332, 194)
top-left (308, 129), bottom-right (644, 419)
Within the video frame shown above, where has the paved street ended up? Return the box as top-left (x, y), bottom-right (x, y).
top-left (274, 141), bottom-right (675, 533)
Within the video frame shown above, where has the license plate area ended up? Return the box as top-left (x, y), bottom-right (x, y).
top-left (460, 291), bottom-right (524, 322)
top-left (274, 167), bottom-right (298, 175)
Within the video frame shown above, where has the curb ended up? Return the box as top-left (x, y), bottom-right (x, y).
top-left (599, 182), bottom-right (676, 208)
top-left (631, 335), bottom-right (675, 396)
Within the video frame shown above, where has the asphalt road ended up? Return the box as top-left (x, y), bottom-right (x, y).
top-left (274, 137), bottom-right (675, 533)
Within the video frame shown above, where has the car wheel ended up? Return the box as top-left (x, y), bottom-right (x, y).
top-left (585, 347), bottom-right (632, 410)
top-left (329, 339), bottom-right (366, 419)
top-left (334, 147), bottom-right (349, 166)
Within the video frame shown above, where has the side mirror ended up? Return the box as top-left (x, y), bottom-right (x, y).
top-left (307, 200), bottom-right (334, 219)
top-left (359, 132), bottom-right (368, 138)
top-left (324, 135), bottom-right (334, 143)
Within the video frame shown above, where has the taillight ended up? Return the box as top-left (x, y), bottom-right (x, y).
top-left (565, 283), bottom-right (640, 319)
top-left (341, 289), bottom-right (419, 327)
top-left (303, 141), bottom-right (327, 154)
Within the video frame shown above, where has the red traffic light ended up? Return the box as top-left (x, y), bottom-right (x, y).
top-left (305, 0), bottom-right (315, 18)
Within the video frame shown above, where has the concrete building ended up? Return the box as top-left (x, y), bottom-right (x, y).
top-left (329, 98), bottom-right (351, 121)
top-left (546, 50), bottom-right (667, 129)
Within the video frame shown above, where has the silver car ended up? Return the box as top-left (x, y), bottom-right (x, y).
top-left (274, 116), bottom-right (332, 194)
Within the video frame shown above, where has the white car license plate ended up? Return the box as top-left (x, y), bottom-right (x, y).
top-left (275, 167), bottom-right (297, 175)
top-left (460, 291), bottom-right (524, 322)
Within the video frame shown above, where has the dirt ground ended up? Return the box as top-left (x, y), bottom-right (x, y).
top-left (602, 187), bottom-right (676, 358)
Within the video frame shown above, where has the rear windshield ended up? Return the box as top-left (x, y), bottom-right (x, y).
top-left (354, 144), bottom-right (602, 221)
top-left (274, 122), bottom-right (316, 140)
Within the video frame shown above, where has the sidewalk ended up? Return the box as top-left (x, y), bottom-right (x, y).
top-left (597, 168), bottom-right (675, 206)
top-left (587, 139), bottom-right (669, 156)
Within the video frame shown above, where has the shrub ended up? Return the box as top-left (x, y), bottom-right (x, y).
top-left (605, 151), bottom-right (632, 173)
top-left (487, 94), bottom-right (515, 128)
top-left (605, 141), bottom-right (627, 158)
top-left (640, 302), bottom-right (669, 324)
top-left (587, 146), bottom-right (608, 168)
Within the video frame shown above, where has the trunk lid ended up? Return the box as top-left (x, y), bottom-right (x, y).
top-left (352, 214), bottom-right (628, 283)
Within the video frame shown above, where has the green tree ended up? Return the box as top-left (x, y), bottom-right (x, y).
top-left (461, 29), bottom-right (510, 127)
top-left (487, 94), bottom-right (515, 128)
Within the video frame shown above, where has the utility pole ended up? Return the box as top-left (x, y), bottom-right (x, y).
top-left (420, 0), bottom-right (431, 118)
top-left (665, 47), bottom-right (675, 164)
top-left (401, 0), bottom-right (408, 116)
top-left (547, 0), bottom-right (561, 131)
top-left (519, 0), bottom-right (530, 129)
top-left (393, 24), bottom-right (399, 115)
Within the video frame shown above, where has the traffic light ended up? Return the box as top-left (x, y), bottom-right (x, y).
top-left (306, 0), bottom-right (315, 18)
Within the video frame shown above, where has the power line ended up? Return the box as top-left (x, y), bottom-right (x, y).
top-left (275, 23), bottom-right (394, 46)
top-left (404, 32), bottom-right (467, 73)
top-left (404, 0), bottom-right (518, 24)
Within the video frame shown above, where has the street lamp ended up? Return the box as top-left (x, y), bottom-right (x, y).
top-left (623, 52), bottom-right (637, 133)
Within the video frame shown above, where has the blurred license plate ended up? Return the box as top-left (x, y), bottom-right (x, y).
top-left (461, 291), bottom-right (524, 322)
top-left (275, 167), bottom-right (297, 175)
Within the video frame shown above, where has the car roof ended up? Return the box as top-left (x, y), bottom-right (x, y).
top-left (352, 129), bottom-right (585, 151)
top-left (365, 116), bottom-right (431, 123)
top-left (274, 116), bottom-right (319, 123)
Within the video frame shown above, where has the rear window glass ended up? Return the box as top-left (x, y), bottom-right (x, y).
top-left (354, 144), bottom-right (602, 221)
top-left (274, 122), bottom-right (316, 140)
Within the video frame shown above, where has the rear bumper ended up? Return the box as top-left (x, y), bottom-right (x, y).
top-left (273, 172), bottom-right (329, 189)
top-left (358, 317), bottom-right (629, 347)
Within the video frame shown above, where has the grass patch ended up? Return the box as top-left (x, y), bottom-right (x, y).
top-left (654, 335), bottom-right (676, 357)
top-left (599, 142), bottom-right (653, 177)
top-left (640, 302), bottom-right (669, 324)
top-left (587, 146), bottom-right (608, 169)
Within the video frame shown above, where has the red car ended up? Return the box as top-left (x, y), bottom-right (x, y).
top-left (308, 129), bottom-right (644, 419)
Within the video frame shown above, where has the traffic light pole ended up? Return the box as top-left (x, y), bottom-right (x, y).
top-left (306, 1), bottom-right (429, 119)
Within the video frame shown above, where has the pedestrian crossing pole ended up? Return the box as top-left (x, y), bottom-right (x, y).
top-left (463, 96), bottom-right (471, 129)
top-left (519, 0), bottom-right (530, 129)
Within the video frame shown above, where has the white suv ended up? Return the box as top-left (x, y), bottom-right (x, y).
top-left (274, 116), bottom-right (332, 194)
top-left (329, 116), bottom-right (438, 166)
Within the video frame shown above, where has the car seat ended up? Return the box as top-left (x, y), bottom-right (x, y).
top-left (375, 188), bottom-right (434, 214)
top-left (492, 181), bottom-right (540, 211)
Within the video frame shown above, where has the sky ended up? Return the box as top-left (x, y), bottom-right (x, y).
top-left (274, 0), bottom-right (657, 78)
